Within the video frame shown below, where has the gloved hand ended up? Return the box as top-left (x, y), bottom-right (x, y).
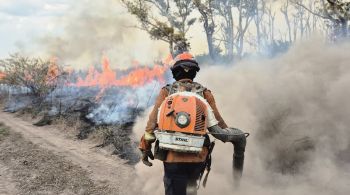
top-left (139, 133), bottom-right (156, 166)
top-left (141, 149), bottom-right (154, 167)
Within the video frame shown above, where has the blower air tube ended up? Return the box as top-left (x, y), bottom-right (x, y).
top-left (208, 125), bottom-right (248, 186)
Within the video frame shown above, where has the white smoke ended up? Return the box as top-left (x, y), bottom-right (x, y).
top-left (86, 81), bottom-right (162, 125)
top-left (132, 39), bottom-right (350, 195)
top-left (34, 0), bottom-right (167, 69)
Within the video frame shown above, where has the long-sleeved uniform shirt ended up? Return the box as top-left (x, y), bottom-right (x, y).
top-left (140, 79), bottom-right (228, 162)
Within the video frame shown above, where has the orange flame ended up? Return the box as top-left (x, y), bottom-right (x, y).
top-left (46, 57), bottom-right (59, 83)
top-left (74, 56), bottom-right (171, 88)
top-left (71, 55), bottom-right (172, 101)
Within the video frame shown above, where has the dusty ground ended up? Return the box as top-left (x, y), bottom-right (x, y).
top-left (0, 112), bottom-right (136, 195)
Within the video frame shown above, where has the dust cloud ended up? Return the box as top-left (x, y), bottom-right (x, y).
top-left (132, 39), bottom-right (350, 195)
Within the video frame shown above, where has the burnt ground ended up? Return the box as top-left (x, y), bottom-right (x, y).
top-left (0, 113), bottom-right (137, 195)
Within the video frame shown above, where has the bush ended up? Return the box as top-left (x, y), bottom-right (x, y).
top-left (0, 54), bottom-right (65, 97)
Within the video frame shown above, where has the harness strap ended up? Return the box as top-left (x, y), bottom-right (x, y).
top-left (198, 141), bottom-right (215, 188)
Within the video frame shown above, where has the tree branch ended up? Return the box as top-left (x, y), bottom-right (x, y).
top-left (294, 2), bottom-right (330, 20)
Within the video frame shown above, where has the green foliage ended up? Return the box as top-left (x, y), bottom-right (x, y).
top-left (325, 0), bottom-right (350, 21)
top-left (149, 21), bottom-right (174, 40)
top-left (122, 0), bottom-right (195, 54)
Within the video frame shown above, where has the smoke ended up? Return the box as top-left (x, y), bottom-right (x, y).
top-left (86, 81), bottom-right (162, 125)
top-left (132, 39), bottom-right (350, 195)
top-left (0, 0), bottom-right (172, 125)
top-left (35, 0), bottom-right (167, 69)
top-left (23, 0), bottom-right (170, 125)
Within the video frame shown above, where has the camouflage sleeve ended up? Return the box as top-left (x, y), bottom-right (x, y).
top-left (203, 89), bottom-right (228, 129)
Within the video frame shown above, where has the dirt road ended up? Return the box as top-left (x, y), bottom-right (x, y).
top-left (0, 163), bottom-right (18, 195)
top-left (0, 112), bottom-right (136, 195)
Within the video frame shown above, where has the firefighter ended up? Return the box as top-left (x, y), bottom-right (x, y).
top-left (139, 52), bottom-right (247, 195)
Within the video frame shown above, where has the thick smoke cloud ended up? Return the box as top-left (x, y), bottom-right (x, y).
top-left (132, 39), bottom-right (350, 195)
top-left (37, 0), bottom-right (167, 69)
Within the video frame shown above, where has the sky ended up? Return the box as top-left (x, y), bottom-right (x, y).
top-left (0, 0), bottom-right (71, 58)
top-left (0, 0), bottom-right (318, 68)
top-left (0, 0), bottom-right (172, 69)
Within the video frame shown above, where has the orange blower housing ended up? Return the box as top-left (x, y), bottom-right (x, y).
top-left (158, 93), bottom-right (208, 135)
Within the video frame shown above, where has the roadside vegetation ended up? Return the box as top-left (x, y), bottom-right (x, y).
top-left (0, 54), bottom-right (140, 165)
top-left (0, 122), bottom-right (10, 141)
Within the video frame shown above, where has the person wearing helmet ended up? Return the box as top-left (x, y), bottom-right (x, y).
top-left (139, 52), bottom-right (247, 195)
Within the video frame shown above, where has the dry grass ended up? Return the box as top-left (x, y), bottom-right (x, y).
top-left (88, 126), bottom-right (112, 145)
top-left (51, 115), bottom-right (83, 139)
top-left (0, 94), bottom-right (7, 108)
top-left (0, 122), bottom-right (10, 141)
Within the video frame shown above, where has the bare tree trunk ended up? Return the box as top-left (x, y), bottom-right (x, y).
top-left (255, 17), bottom-right (261, 51)
top-left (215, 0), bottom-right (235, 61)
top-left (194, 1), bottom-right (217, 61)
top-left (169, 40), bottom-right (174, 56)
top-left (305, 13), bottom-right (311, 38)
top-left (201, 14), bottom-right (216, 60)
top-left (255, 0), bottom-right (265, 52)
top-left (281, 0), bottom-right (292, 43)
top-left (206, 26), bottom-right (216, 60)
top-left (237, 1), bottom-right (244, 58)
top-left (299, 8), bottom-right (305, 39)
top-left (226, 7), bottom-right (234, 61)
top-left (267, 5), bottom-right (276, 43)
top-left (293, 17), bottom-right (298, 42)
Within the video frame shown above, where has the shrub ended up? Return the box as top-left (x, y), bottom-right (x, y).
top-left (0, 54), bottom-right (65, 97)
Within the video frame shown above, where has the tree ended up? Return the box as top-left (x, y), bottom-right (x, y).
top-left (266, 3), bottom-right (276, 43)
top-left (324, 0), bottom-right (350, 38)
top-left (254, 0), bottom-right (266, 52)
top-left (208, 0), bottom-right (258, 59)
top-left (233, 0), bottom-right (257, 58)
top-left (295, 0), bottom-right (350, 40)
top-left (0, 54), bottom-right (65, 97)
top-left (281, 0), bottom-right (292, 43)
top-left (212, 0), bottom-right (235, 60)
top-left (193, 0), bottom-right (220, 60)
top-left (122, 0), bottom-right (196, 55)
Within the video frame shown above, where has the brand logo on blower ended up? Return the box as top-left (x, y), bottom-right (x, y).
top-left (175, 137), bottom-right (188, 142)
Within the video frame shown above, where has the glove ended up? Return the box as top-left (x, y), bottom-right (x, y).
top-left (141, 150), bottom-right (154, 167)
top-left (139, 133), bottom-right (155, 166)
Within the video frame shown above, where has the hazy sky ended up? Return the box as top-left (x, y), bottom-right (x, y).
top-left (0, 0), bottom-right (170, 69)
top-left (0, 0), bottom-right (315, 67)
top-left (0, 0), bottom-right (72, 58)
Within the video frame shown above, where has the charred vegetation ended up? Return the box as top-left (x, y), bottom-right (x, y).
top-left (0, 54), bottom-right (162, 165)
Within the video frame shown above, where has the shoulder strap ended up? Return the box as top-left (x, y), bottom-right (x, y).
top-left (198, 140), bottom-right (215, 188)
